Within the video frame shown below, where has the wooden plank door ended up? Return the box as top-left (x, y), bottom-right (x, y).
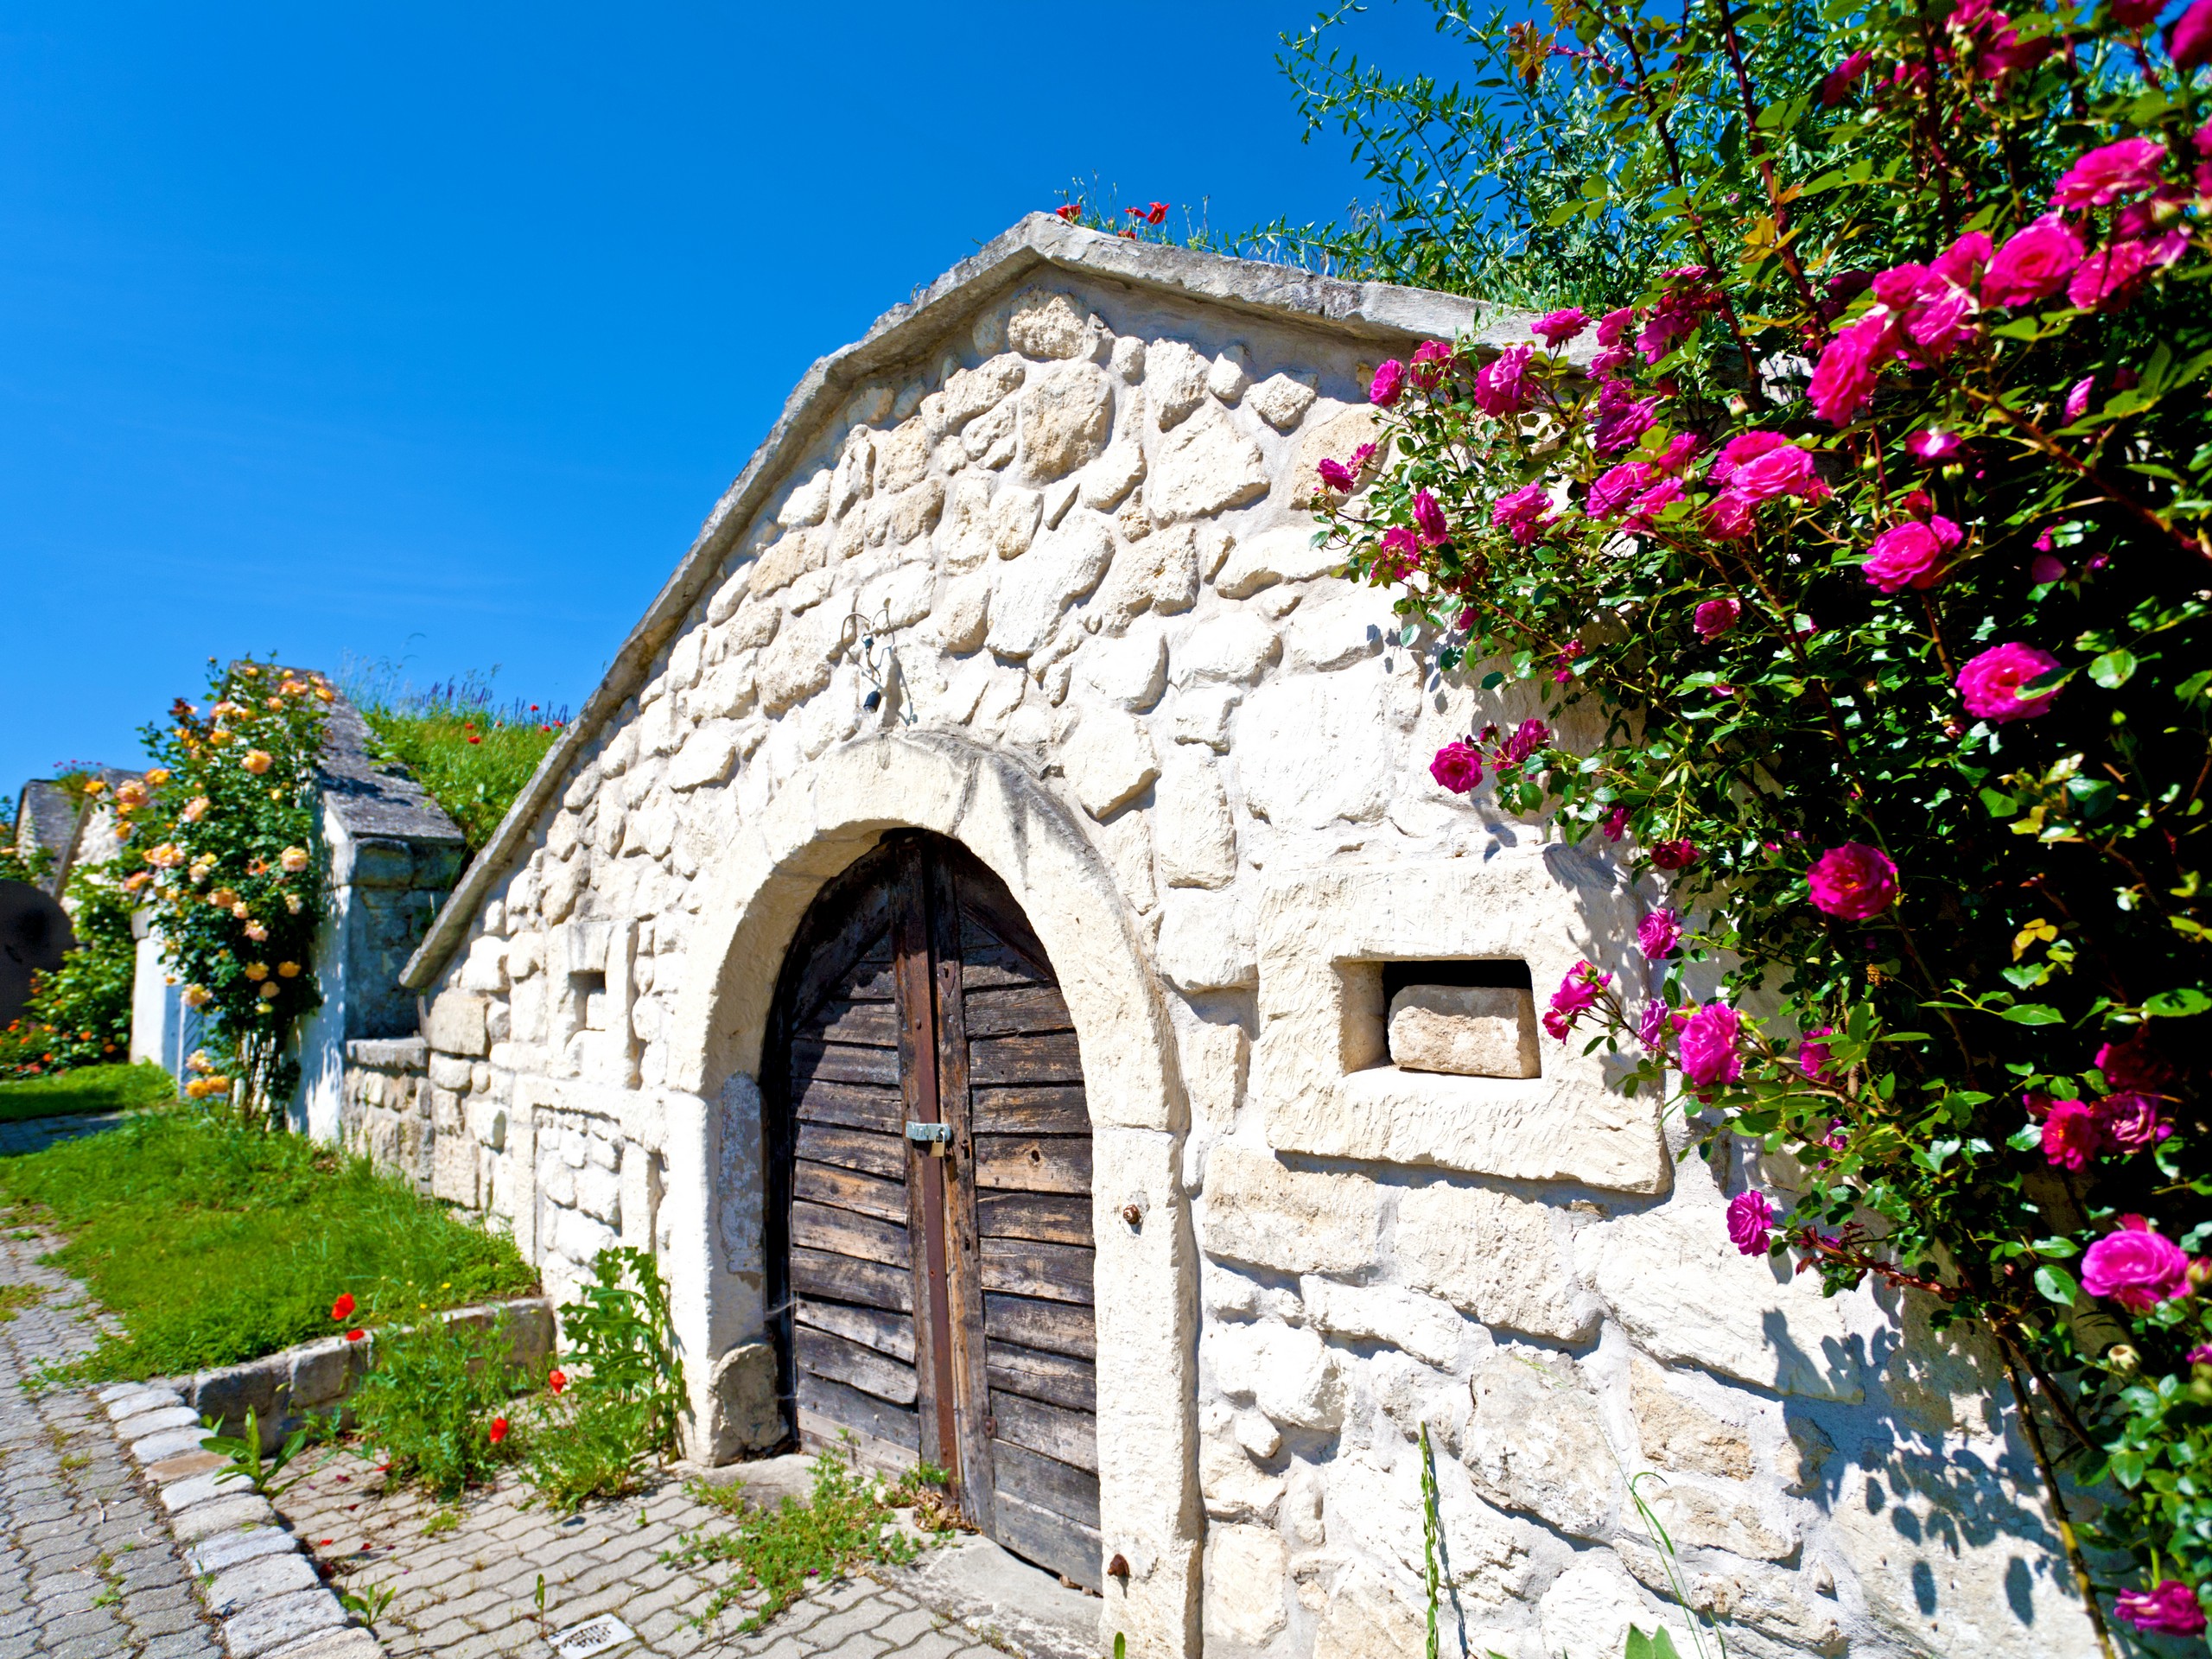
top-left (766, 835), bottom-right (1099, 1589)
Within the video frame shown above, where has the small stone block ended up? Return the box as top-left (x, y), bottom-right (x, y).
top-left (147, 1451), bottom-right (229, 1482)
top-left (1387, 984), bottom-right (1541, 1078)
top-left (222, 1588), bottom-right (346, 1658)
top-left (287, 1340), bottom-right (350, 1408)
top-left (135, 1427), bottom-right (215, 1465)
top-left (161, 1469), bottom-right (252, 1512)
top-left (260, 1631), bottom-right (382, 1659)
top-left (192, 1360), bottom-right (280, 1427)
top-left (115, 1406), bottom-right (202, 1440)
top-left (206, 1551), bottom-right (318, 1618)
top-left (95, 1382), bottom-right (144, 1403)
top-left (189, 1526), bottom-right (296, 1578)
top-left (103, 1388), bottom-right (182, 1422)
top-left (172, 1494), bottom-right (276, 1543)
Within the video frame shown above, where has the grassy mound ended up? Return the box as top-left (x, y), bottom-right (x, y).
top-left (0, 1061), bottom-right (176, 1122)
top-left (0, 1109), bottom-right (536, 1380)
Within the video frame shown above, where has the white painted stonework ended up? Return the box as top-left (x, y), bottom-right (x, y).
top-left (377, 217), bottom-right (2099, 1658)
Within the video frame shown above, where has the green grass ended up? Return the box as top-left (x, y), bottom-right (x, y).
top-left (360, 709), bottom-right (563, 854)
top-left (0, 1062), bottom-right (177, 1122)
top-left (0, 1109), bottom-right (537, 1381)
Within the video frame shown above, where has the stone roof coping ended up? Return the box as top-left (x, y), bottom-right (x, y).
top-left (399, 212), bottom-right (1521, 991)
top-left (315, 694), bottom-right (466, 852)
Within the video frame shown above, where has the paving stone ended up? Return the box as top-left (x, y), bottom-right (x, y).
top-left (172, 1493), bottom-right (278, 1543)
top-left (262, 1627), bottom-right (383, 1658)
top-left (115, 1406), bottom-right (203, 1441)
top-left (159, 1468), bottom-right (255, 1511)
top-left (206, 1549), bottom-right (320, 1617)
top-left (188, 1525), bottom-right (297, 1577)
top-left (222, 1586), bottom-right (348, 1656)
top-left (135, 1427), bottom-right (217, 1465)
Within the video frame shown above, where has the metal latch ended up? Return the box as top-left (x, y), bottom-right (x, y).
top-left (905, 1121), bottom-right (951, 1148)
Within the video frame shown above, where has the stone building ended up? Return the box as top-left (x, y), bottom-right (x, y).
top-left (372, 216), bottom-right (2098, 1659)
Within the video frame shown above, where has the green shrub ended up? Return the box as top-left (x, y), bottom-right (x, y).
top-left (0, 1109), bottom-right (534, 1379)
top-left (0, 1062), bottom-right (175, 1122)
top-left (0, 864), bottom-right (143, 1080)
top-left (521, 1247), bottom-right (685, 1513)
top-left (352, 1312), bottom-right (525, 1500)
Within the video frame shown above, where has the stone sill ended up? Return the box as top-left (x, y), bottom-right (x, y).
top-left (345, 1037), bottom-right (427, 1070)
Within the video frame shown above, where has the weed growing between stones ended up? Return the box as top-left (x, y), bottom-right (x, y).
top-left (664, 1438), bottom-right (954, 1634)
top-left (352, 1311), bottom-right (528, 1501)
top-left (0, 1285), bottom-right (44, 1325)
top-left (522, 1246), bottom-right (685, 1514)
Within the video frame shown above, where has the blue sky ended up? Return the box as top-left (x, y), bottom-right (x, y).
top-left (0, 2), bottom-right (1462, 798)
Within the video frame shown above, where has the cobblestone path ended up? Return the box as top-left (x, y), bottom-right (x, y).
top-left (280, 1452), bottom-right (1009, 1659)
top-left (0, 1137), bottom-right (224, 1659)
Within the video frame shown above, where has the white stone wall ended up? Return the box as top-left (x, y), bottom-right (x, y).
top-left (407, 270), bottom-right (2098, 1659)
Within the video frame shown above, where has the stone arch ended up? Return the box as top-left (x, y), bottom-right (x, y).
top-left (665, 729), bottom-right (1201, 1659)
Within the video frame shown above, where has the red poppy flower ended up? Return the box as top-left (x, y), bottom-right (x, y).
top-left (488, 1417), bottom-right (509, 1444)
top-left (1053, 204), bottom-right (1081, 221)
top-left (548, 1370), bottom-right (567, 1395)
top-left (1146, 201), bottom-right (1168, 225)
top-left (344, 1329), bottom-right (365, 1343)
top-left (330, 1293), bottom-right (355, 1321)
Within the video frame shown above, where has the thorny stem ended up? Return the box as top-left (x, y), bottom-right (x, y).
top-left (2001, 1343), bottom-right (2121, 1659)
top-left (1707, 0), bottom-right (1823, 320)
top-left (1955, 383), bottom-right (2203, 561)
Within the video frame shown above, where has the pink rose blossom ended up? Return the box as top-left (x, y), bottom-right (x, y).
top-left (1586, 461), bottom-right (1656, 519)
top-left (1625, 477), bottom-right (1684, 528)
top-left (1413, 489), bottom-right (1451, 546)
top-left (2081, 1217), bottom-right (2191, 1311)
top-left (1650, 838), bottom-right (1700, 871)
top-left (1870, 257), bottom-right (1980, 359)
top-left (2177, 0), bottom-right (2212, 67)
top-left (2064, 375), bottom-right (2094, 421)
top-left (1491, 481), bottom-right (1554, 544)
top-left (1638, 1001), bottom-right (1681, 1052)
top-left (1472, 344), bottom-right (1533, 416)
top-left (1544, 961), bottom-right (1611, 1041)
top-left (1862, 515), bottom-right (1962, 593)
top-left (1905, 428), bottom-right (1961, 462)
top-left (2113, 1581), bottom-right (2206, 1637)
top-left (1595, 307), bottom-right (1637, 347)
top-left (2031, 552), bottom-right (2067, 583)
top-left (1704, 492), bottom-right (1758, 541)
top-left (1708, 429), bottom-right (1788, 480)
top-left (1534, 308), bottom-right (1588, 346)
top-left (1375, 524), bottom-right (1421, 581)
top-left (1799, 1026), bottom-right (1836, 1084)
top-left (1637, 907), bottom-right (1684, 959)
top-left (1589, 345), bottom-right (1633, 380)
top-left (1956, 642), bottom-right (2063, 722)
top-left (2040, 1097), bottom-right (2103, 1170)
top-left (2095, 1091), bottom-right (2172, 1154)
top-left (2097, 1030), bottom-right (2176, 1094)
top-left (1591, 380), bottom-right (1660, 454)
top-left (1809, 312), bottom-right (1901, 424)
top-left (1656, 431), bottom-right (1705, 472)
top-left (1409, 339), bottom-right (1452, 391)
top-left (1808, 842), bottom-right (1899, 919)
top-left (1601, 806), bottom-right (1630, 841)
top-left (1730, 443), bottom-right (1828, 505)
top-left (1370, 359), bottom-right (1408, 406)
top-left (1430, 741), bottom-right (1484, 795)
top-left (1678, 1002), bottom-right (1745, 1088)
top-left (2068, 230), bottom-right (2189, 310)
top-left (1317, 458), bottom-right (1357, 493)
top-left (1981, 214), bottom-right (2086, 308)
top-left (1694, 596), bottom-right (1742, 639)
top-left (1726, 1190), bottom-right (1777, 1255)
top-left (2051, 137), bottom-right (2169, 207)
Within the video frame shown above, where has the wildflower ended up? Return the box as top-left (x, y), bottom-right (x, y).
top-left (488, 1417), bottom-right (509, 1445)
top-left (332, 1293), bottom-right (356, 1321)
top-left (344, 1329), bottom-right (365, 1344)
top-left (1370, 359), bottom-right (1408, 406)
top-left (1678, 1002), bottom-right (1744, 1088)
top-left (1649, 838), bottom-right (1700, 870)
top-left (2081, 1217), bottom-right (2191, 1311)
top-left (1429, 742), bottom-right (1484, 795)
top-left (1542, 963), bottom-right (1611, 1041)
top-left (1808, 843), bottom-right (1898, 920)
top-left (1905, 429), bottom-right (1960, 461)
top-left (1808, 311), bottom-right (1900, 425)
top-left (1694, 597), bottom-right (1741, 639)
top-left (1818, 48), bottom-right (1873, 105)
top-left (549, 1370), bottom-right (568, 1395)
top-left (1726, 1190), bottom-right (1776, 1255)
top-left (2113, 1582), bottom-right (2206, 1637)
top-left (1053, 204), bottom-right (1081, 221)
top-left (1955, 642), bottom-right (2063, 723)
top-left (1637, 908), bottom-right (1682, 959)
top-left (1533, 308), bottom-right (1588, 346)
top-left (1409, 340), bottom-right (1453, 391)
top-left (2051, 138), bottom-right (2168, 208)
top-left (1146, 202), bottom-right (1167, 226)
top-left (241, 749), bottom-right (273, 775)
top-left (1412, 490), bottom-right (1451, 546)
top-left (1863, 516), bottom-right (1961, 594)
top-left (1471, 344), bottom-right (1531, 416)
top-left (1982, 214), bottom-right (2086, 307)
top-left (280, 846), bottom-right (309, 874)
top-left (2095, 1091), bottom-right (2172, 1154)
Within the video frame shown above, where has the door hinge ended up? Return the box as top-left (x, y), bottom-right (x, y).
top-left (905, 1121), bottom-right (952, 1148)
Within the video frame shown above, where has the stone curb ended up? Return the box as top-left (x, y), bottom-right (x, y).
top-left (98, 1378), bottom-right (384, 1659)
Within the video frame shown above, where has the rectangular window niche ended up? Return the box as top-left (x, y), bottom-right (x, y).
top-left (1342, 960), bottom-right (1539, 1080)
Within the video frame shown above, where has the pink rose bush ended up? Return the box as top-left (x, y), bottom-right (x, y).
top-left (1807, 842), bottom-right (1899, 920)
top-left (1955, 642), bottom-right (2062, 722)
top-left (1727, 1190), bottom-right (1777, 1255)
top-left (2082, 1218), bottom-right (2192, 1313)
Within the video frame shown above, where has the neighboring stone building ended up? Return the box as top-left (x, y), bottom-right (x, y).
top-left (374, 217), bottom-right (2097, 1658)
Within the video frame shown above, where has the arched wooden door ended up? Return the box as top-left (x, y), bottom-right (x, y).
top-left (764, 831), bottom-right (1101, 1588)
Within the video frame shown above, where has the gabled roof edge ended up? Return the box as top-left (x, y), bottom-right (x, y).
top-left (399, 213), bottom-right (1510, 993)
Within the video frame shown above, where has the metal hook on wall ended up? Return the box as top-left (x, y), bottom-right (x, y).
top-left (836, 599), bottom-right (913, 727)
